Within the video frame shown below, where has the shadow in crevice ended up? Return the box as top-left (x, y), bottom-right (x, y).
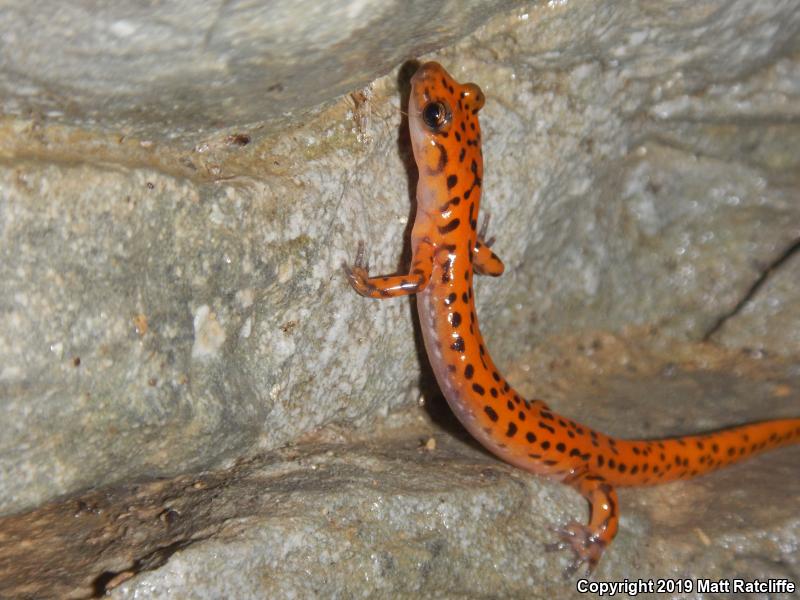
top-left (703, 235), bottom-right (800, 341)
top-left (91, 538), bottom-right (197, 597)
top-left (394, 59), bottom-right (489, 450)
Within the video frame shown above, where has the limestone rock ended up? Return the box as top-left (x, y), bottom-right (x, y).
top-left (1, 0), bottom-right (799, 596)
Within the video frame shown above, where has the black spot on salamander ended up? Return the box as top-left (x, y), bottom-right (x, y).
top-left (454, 131), bottom-right (461, 142)
top-left (541, 440), bottom-right (551, 450)
top-left (439, 196), bottom-right (461, 213)
top-left (450, 312), bottom-right (462, 327)
top-left (451, 337), bottom-right (465, 352)
top-left (526, 432), bottom-right (537, 442)
top-left (438, 218), bottom-right (461, 234)
top-left (556, 442), bottom-right (566, 453)
top-left (539, 421), bottom-right (555, 434)
top-left (461, 292), bottom-right (469, 303)
top-left (459, 148), bottom-right (465, 162)
top-left (441, 258), bottom-right (451, 283)
top-left (428, 143), bottom-right (447, 175)
top-left (485, 406), bottom-right (499, 421)
top-left (506, 422), bottom-right (517, 437)
top-left (464, 364), bottom-right (474, 379)
top-left (445, 292), bottom-right (457, 305)
top-left (464, 188), bottom-right (471, 200)
top-left (470, 159), bottom-right (477, 173)
top-left (447, 175), bottom-right (458, 189)
top-left (472, 383), bottom-right (485, 395)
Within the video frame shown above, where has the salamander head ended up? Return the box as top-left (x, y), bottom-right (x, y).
top-left (408, 61), bottom-right (484, 177)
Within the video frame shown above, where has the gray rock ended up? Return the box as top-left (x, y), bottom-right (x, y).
top-left (1, 0), bottom-right (799, 596)
top-left (711, 251), bottom-right (800, 356)
top-left (0, 0), bottom-right (523, 140)
top-left (0, 339), bottom-right (797, 599)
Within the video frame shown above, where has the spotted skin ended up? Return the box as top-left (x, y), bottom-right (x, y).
top-left (344, 61), bottom-right (800, 573)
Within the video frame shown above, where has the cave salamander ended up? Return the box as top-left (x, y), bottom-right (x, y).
top-left (345, 61), bottom-right (800, 571)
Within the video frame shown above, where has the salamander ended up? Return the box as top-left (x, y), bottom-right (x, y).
top-left (344, 61), bottom-right (800, 573)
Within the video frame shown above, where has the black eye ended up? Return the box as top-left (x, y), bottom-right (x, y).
top-left (422, 101), bottom-right (449, 130)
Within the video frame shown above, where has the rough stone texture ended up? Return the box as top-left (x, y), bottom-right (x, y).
top-left (711, 251), bottom-right (800, 356)
top-left (0, 333), bottom-right (798, 599)
top-left (1, 0), bottom-right (800, 597)
top-left (3, 0), bottom-right (800, 519)
top-left (0, 0), bottom-right (524, 140)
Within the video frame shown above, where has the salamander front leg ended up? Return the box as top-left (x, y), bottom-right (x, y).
top-left (546, 471), bottom-right (618, 575)
top-left (474, 214), bottom-right (504, 276)
top-left (344, 240), bottom-right (434, 298)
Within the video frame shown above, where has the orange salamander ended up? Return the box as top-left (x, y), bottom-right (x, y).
top-left (344, 61), bottom-right (800, 572)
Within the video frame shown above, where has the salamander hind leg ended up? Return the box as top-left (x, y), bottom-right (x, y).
top-left (344, 240), bottom-right (434, 298)
top-left (547, 471), bottom-right (619, 575)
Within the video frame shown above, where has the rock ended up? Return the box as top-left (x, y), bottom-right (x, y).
top-left (1, 0), bottom-right (800, 596)
top-left (0, 334), bottom-right (797, 599)
top-left (711, 251), bottom-right (800, 356)
top-left (0, 0), bottom-right (524, 140)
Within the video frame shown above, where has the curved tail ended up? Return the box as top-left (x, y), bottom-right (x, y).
top-left (597, 418), bottom-right (800, 487)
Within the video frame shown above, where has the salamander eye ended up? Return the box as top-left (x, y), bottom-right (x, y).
top-left (422, 101), bottom-right (450, 130)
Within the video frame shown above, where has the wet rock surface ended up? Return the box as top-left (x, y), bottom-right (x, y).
top-left (1, 0), bottom-right (799, 597)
